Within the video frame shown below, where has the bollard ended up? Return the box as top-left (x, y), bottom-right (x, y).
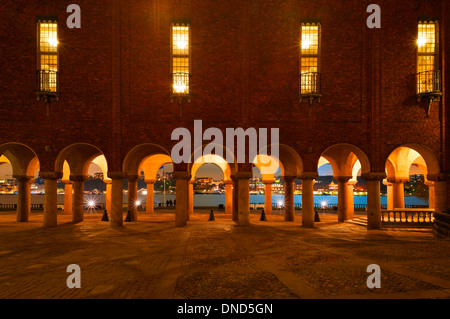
top-left (260, 209), bottom-right (267, 221)
top-left (125, 210), bottom-right (132, 222)
top-left (314, 210), bottom-right (321, 222)
top-left (101, 209), bottom-right (109, 222)
top-left (208, 209), bottom-right (215, 221)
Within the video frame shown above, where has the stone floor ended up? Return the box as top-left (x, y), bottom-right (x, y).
top-left (0, 209), bottom-right (449, 299)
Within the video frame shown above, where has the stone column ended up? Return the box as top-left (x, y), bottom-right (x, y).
top-left (363, 173), bottom-right (385, 230)
top-left (284, 176), bottom-right (295, 221)
top-left (428, 174), bottom-right (447, 212)
top-left (70, 175), bottom-right (87, 223)
top-left (389, 178), bottom-right (407, 209)
top-left (232, 176), bottom-right (239, 221)
top-left (337, 176), bottom-right (352, 222)
top-left (145, 179), bottom-right (155, 214)
top-left (62, 181), bottom-right (73, 216)
top-left (347, 180), bottom-right (356, 219)
top-left (425, 181), bottom-right (435, 209)
top-left (40, 172), bottom-right (61, 228)
top-left (383, 180), bottom-right (393, 210)
top-left (224, 181), bottom-right (233, 214)
top-left (187, 181), bottom-right (194, 220)
top-left (104, 179), bottom-right (112, 214)
top-left (174, 171), bottom-right (190, 227)
top-left (127, 175), bottom-right (139, 221)
top-left (15, 175), bottom-right (32, 222)
top-left (263, 180), bottom-right (273, 215)
top-left (301, 173), bottom-right (317, 228)
top-left (108, 172), bottom-right (124, 227)
top-left (237, 171), bottom-right (252, 226)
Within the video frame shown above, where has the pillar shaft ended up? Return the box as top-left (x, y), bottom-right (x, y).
top-left (225, 182), bottom-right (233, 214)
top-left (174, 172), bottom-right (190, 227)
top-left (105, 180), bottom-right (112, 214)
top-left (72, 181), bottom-right (85, 223)
top-left (347, 181), bottom-right (356, 219)
top-left (367, 179), bottom-right (382, 230)
top-left (63, 182), bottom-right (73, 216)
top-left (238, 176), bottom-right (250, 226)
top-left (146, 181), bottom-right (155, 214)
top-left (127, 176), bottom-right (138, 221)
top-left (109, 174), bottom-right (124, 227)
top-left (187, 182), bottom-right (194, 220)
top-left (43, 177), bottom-right (58, 227)
top-left (337, 177), bottom-right (351, 222)
top-left (16, 176), bottom-right (31, 222)
top-left (392, 181), bottom-right (405, 209)
top-left (301, 177), bottom-right (315, 228)
top-left (232, 177), bottom-right (239, 221)
top-left (385, 182), bottom-right (393, 210)
top-left (284, 177), bottom-right (295, 221)
top-left (434, 181), bottom-right (447, 212)
top-left (263, 181), bottom-right (273, 215)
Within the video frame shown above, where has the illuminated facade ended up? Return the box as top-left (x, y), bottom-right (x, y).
top-left (0, 0), bottom-right (449, 233)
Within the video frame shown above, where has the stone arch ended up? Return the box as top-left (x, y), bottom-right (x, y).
top-left (319, 143), bottom-right (371, 177)
top-left (123, 143), bottom-right (170, 177)
top-left (0, 142), bottom-right (40, 178)
top-left (55, 143), bottom-right (106, 177)
top-left (0, 142), bottom-right (40, 222)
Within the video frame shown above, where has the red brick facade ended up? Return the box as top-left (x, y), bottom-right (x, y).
top-left (0, 0), bottom-right (448, 207)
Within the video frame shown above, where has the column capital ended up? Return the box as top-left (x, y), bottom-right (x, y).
top-left (12, 175), bottom-right (33, 182)
top-left (145, 179), bottom-right (156, 184)
top-left (427, 173), bottom-right (447, 182)
top-left (39, 171), bottom-right (63, 180)
top-left (283, 176), bottom-right (296, 182)
top-left (126, 175), bottom-right (140, 182)
top-left (361, 172), bottom-right (386, 181)
top-left (172, 171), bottom-right (191, 180)
top-left (425, 181), bottom-right (435, 186)
top-left (107, 171), bottom-right (124, 180)
top-left (103, 179), bottom-right (112, 184)
top-left (382, 180), bottom-right (392, 186)
top-left (223, 180), bottom-right (233, 185)
top-left (61, 179), bottom-right (74, 185)
top-left (386, 177), bottom-right (409, 184)
top-left (300, 172), bottom-right (318, 180)
top-left (236, 171), bottom-right (252, 180)
top-left (334, 176), bottom-right (353, 182)
top-left (348, 180), bottom-right (358, 186)
top-left (262, 179), bottom-right (274, 185)
top-left (69, 175), bottom-right (89, 183)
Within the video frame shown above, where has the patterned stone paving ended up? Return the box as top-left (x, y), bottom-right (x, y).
top-left (0, 210), bottom-right (449, 299)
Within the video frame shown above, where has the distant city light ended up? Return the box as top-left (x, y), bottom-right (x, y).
top-left (88, 200), bottom-right (96, 208)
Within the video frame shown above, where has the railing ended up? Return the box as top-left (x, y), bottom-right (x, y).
top-left (417, 70), bottom-right (441, 94)
top-left (381, 209), bottom-right (434, 227)
top-left (172, 72), bottom-right (190, 95)
top-left (37, 70), bottom-right (59, 94)
top-left (300, 72), bottom-right (321, 95)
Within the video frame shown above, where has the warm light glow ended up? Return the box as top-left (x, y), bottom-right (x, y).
top-left (417, 37), bottom-right (426, 47)
top-left (278, 200), bottom-right (283, 207)
top-left (176, 39), bottom-right (188, 50)
top-left (136, 200), bottom-right (141, 206)
top-left (321, 201), bottom-right (327, 208)
top-left (88, 200), bottom-right (96, 207)
top-left (302, 39), bottom-right (311, 50)
top-left (48, 37), bottom-right (58, 47)
top-left (173, 81), bottom-right (187, 93)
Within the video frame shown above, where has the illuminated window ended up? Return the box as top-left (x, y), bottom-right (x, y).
top-left (300, 23), bottom-right (320, 95)
top-left (37, 18), bottom-right (58, 94)
top-left (171, 23), bottom-right (190, 95)
top-left (417, 20), bottom-right (439, 94)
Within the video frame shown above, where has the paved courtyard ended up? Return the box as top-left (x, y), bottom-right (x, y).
top-left (0, 209), bottom-right (449, 299)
